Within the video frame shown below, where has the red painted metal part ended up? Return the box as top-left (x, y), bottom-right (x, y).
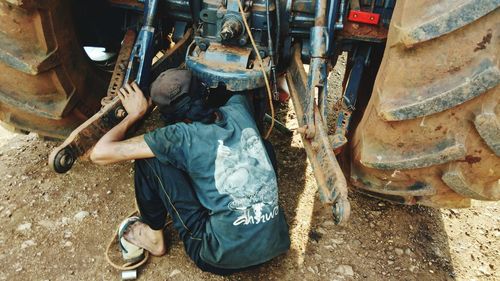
top-left (348, 10), bottom-right (380, 25)
top-left (337, 21), bottom-right (388, 42)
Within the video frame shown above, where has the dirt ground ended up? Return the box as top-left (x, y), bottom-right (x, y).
top-left (0, 56), bottom-right (499, 280)
top-left (0, 114), bottom-right (498, 281)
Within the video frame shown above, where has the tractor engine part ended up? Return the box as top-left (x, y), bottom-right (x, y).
top-left (220, 17), bottom-right (243, 40)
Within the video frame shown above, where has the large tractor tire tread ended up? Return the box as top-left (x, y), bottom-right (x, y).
top-left (360, 138), bottom-right (467, 171)
top-left (0, 30), bottom-right (60, 75)
top-left (0, 0), bottom-right (108, 139)
top-left (351, 1), bottom-right (500, 207)
top-left (395, 0), bottom-right (500, 47)
top-left (378, 58), bottom-right (500, 121)
top-left (474, 112), bottom-right (500, 156)
top-left (442, 167), bottom-right (500, 201)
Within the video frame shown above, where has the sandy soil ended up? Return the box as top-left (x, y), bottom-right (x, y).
top-left (0, 55), bottom-right (498, 280)
top-left (0, 113), bottom-right (498, 281)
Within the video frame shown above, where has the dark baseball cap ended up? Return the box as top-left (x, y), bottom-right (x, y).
top-left (150, 69), bottom-right (192, 110)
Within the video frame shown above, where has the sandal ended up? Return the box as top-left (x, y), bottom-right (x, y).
top-left (117, 216), bottom-right (145, 264)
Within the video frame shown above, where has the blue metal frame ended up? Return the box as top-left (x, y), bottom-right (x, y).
top-left (123, 0), bottom-right (160, 93)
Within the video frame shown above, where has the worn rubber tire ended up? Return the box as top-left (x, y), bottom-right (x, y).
top-left (351, 1), bottom-right (500, 208)
top-left (0, 0), bottom-right (109, 139)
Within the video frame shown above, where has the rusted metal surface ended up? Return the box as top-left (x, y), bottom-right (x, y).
top-left (204, 43), bottom-right (251, 69)
top-left (186, 42), bottom-right (271, 91)
top-left (337, 21), bottom-right (388, 42)
top-left (286, 44), bottom-right (350, 224)
top-left (301, 0), bottom-right (329, 140)
top-left (313, 0), bottom-right (327, 26)
top-left (292, 0), bottom-right (316, 15)
top-left (151, 28), bottom-right (193, 78)
top-left (102, 32), bottom-right (138, 107)
top-left (107, 0), bottom-right (144, 10)
top-left (48, 28), bottom-right (193, 173)
top-left (49, 30), bottom-right (137, 173)
top-left (351, 2), bottom-right (500, 207)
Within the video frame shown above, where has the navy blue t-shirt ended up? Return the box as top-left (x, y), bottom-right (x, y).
top-left (144, 94), bottom-right (290, 268)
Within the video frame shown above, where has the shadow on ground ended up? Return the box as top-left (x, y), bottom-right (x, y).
top-left (0, 114), bottom-right (470, 281)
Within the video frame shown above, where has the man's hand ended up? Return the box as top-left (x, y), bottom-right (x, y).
top-left (119, 82), bottom-right (151, 120)
top-left (90, 81), bottom-right (155, 165)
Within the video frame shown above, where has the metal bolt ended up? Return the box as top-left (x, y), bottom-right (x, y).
top-left (259, 50), bottom-right (266, 58)
top-left (101, 96), bottom-right (112, 107)
top-left (116, 108), bottom-right (127, 118)
top-left (238, 37), bottom-right (247, 46)
top-left (220, 27), bottom-right (234, 40)
top-left (60, 154), bottom-right (73, 166)
top-left (220, 19), bottom-right (242, 40)
top-left (198, 42), bottom-right (208, 51)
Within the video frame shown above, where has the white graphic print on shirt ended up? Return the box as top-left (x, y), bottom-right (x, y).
top-left (214, 128), bottom-right (279, 225)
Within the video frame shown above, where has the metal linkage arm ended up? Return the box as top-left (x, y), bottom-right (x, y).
top-left (303, 0), bottom-right (330, 139)
top-left (49, 1), bottom-right (161, 173)
top-left (331, 45), bottom-right (371, 152)
top-left (287, 44), bottom-right (350, 225)
top-left (49, 30), bottom-right (137, 173)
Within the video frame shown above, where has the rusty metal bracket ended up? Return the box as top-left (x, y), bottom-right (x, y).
top-left (286, 44), bottom-right (351, 224)
top-left (49, 30), bottom-right (137, 173)
top-left (48, 28), bottom-right (194, 173)
top-left (303, 0), bottom-right (329, 139)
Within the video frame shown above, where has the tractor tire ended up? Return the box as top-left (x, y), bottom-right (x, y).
top-left (351, 1), bottom-right (500, 208)
top-left (0, 0), bottom-right (109, 139)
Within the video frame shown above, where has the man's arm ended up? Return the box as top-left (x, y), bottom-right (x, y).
top-left (90, 82), bottom-right (155, 165)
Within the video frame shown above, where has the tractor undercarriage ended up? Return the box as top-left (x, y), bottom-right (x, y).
top-left (0, 0), bottom-right (494, 217)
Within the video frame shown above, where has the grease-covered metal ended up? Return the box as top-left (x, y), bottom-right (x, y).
top-left (49, 30), bottom-right (137, 173)
top-left (286, 44), bottom-right (350, 224)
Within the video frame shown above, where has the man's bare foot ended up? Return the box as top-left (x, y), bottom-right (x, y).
top-left (123, 221), bottom-right (166, 256)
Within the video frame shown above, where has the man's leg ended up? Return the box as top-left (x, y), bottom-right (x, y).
top-left (131, 157), bottom-right (206, 243)
top-left (130, 157), bottom-right (241, 275)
